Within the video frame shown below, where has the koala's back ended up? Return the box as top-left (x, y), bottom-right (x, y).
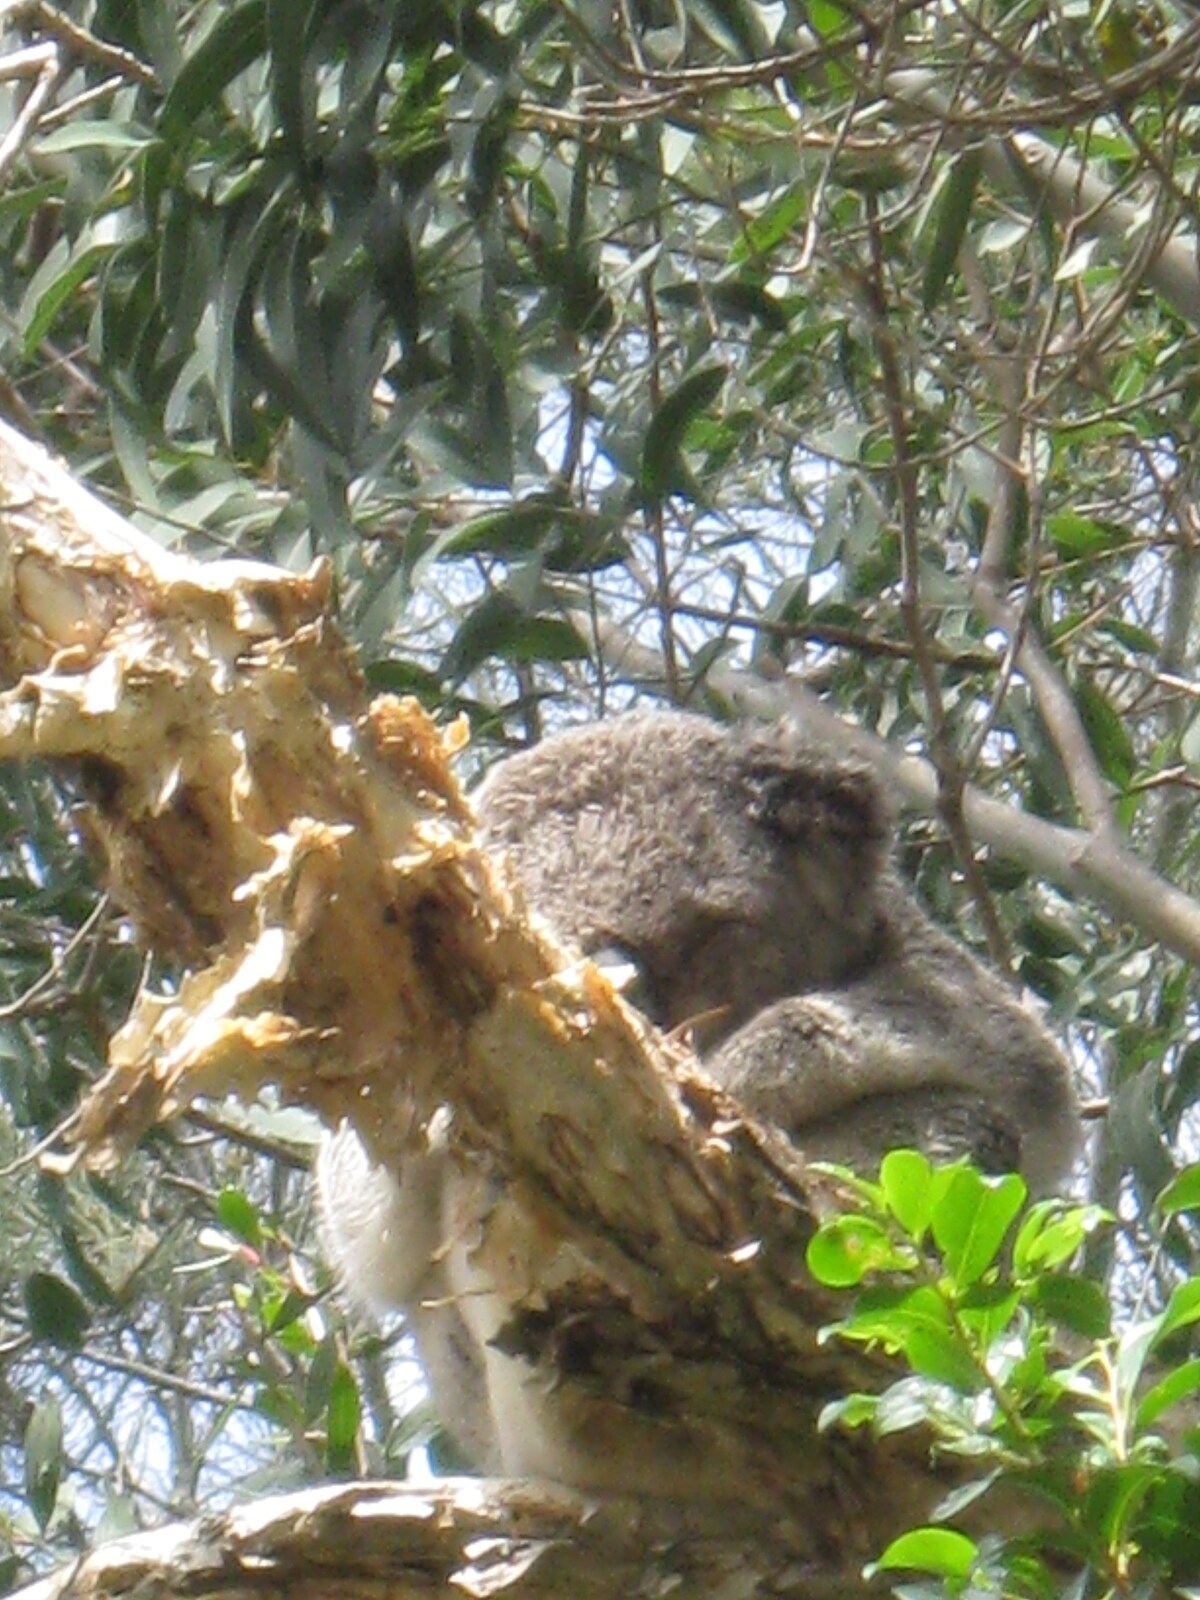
top-left (473, 711), bottom-right (889, 1034)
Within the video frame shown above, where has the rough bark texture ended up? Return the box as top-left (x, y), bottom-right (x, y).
top-left (13, 1480), bottom-right (912, 1600)
top-left (0, 418), bottom-right (1016, 1596)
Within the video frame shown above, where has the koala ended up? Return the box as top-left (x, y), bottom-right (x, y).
top-left (474, 712), bottom-right (1077, 1189)
top-left (317, 710), bottom-right (1080, 1479)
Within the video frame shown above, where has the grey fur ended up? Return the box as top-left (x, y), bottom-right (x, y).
top-left (477, 711), bottom-right (1078, 1190)
top-left (318, 709), bottom-right (1080, 1472)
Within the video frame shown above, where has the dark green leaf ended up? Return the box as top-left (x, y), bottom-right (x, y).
top-left (160, 3), bottom-right (268, 144)
top-left (434, 504), bottom-right (561, 559)
top-left (440, 594), bottom-right (585, 681)
top-left (1074, 675), bottom-right (1136, 789)
top-left (24, 1271), bottom-right (90, 1349)
top-left (267, 0), bottom-right (315, 176)
top-left (1026, 1274), bottom-right (1110, 1338)
top-left (640, 365), bottom-right (726, 503)
top-left (922, 148), bottom-right (983, 312)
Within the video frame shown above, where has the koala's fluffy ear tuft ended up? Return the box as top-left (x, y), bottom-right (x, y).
top-left (740, 736), bottom-right (887, 845)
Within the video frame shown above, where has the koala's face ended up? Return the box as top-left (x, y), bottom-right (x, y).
top-left (475, 714), bottom-right (891, 1040)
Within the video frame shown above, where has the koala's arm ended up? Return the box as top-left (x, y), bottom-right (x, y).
top-left (707, 900), bottom-right (1079, 1194)
top-left (315, 1122), bottom-right (445, 1311)
top-left (315, 1125), bottom-right (501, 1468)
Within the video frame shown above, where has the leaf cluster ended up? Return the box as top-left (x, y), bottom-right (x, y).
top-left (809, 1154), bottom-right (1200, 1596)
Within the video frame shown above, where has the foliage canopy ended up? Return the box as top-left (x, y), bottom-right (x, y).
top-left (5, 0), bottom-right (1200, 1591)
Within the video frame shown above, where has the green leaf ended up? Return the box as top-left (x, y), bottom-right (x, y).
top-left (817, 1392), bottom-right (878, 1431)
top-left (639, 364), bottom-right (726, 503)
top-left (326, 1362), bottom-right (361, 1465)
top-left (34, 122), bottom-right (150, 155)
top-left (365, 658), bottom-right (446, 703)
top-left (693, 0), bottom-right (772, 59)
top-left (1151, 1278), bottom-right (1200, 1349)
top-left (805, 1214), bottom-right (904, 1287)
top-left (806, 0), bottom-right (852, 39)
top-left (930, 1167), bottom-right (1026, 1286)
top-left (879, 1149), bottom-right (934, 1239)
top-left (731, 184), bottom-right (806, 261)
top-left (922, 148), bottom-right (983, 312)
top-left (24, 1397), bottom-right (63, 1531)
top-left (1136, 1356), bottom-right (1200, 1430)
top-left (160, 2), bottom-right (268, 144)
top-left (1013, 1200), bottom-right (1108, 1275)
top-left (1157, 1163), bottom-right (1200, 1217)
top-left (21, 241), bottom-right (111, 356)
top-left (1047, 510), bottom-right (1125, 558)
top-left (440, 594), bottom-right (586, 682)
top-left (872, 1526), bottom-right (978, 1580)
top-left (216, 1187), bottom-right (262, 1247)
top-left (834, 1284), bottom-right (950, 1347)
top-left (1026, 1274), bottom-right (1110, 1339)
top-left (24, 1271), bottom-right (90, 1349)
top-left (267, 0), bottom-right (315, 175)
top-left (1074, 675), bottom-right (1136, 789)
top-left (434, 504), bottom-right (561, 559)
top-left (905, 1327), bottom-right (985, 1389)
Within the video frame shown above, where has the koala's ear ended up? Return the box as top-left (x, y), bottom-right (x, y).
top-left (741, 754), bottom-right (887, 853)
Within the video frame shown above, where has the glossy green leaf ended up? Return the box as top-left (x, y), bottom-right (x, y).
top-left (879, 1149), bottom-right (934, 1238)
top-left (1157, 1164), bottom-right (1200, 1218)
top-left (805, 1214), bottom-right (903, 1287)
top-left (930, 1167), bottom-right (1026, 1286)
top-left (873, 1526), bottom-right (978, 1580)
